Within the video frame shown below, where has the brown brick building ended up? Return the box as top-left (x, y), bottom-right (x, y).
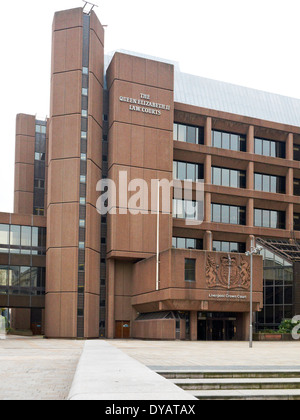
top-left (0, 7), bottom-right (299, 340)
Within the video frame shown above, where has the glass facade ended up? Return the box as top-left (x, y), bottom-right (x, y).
top-left (212, 166), bottom-right (246, 188)
top-left (211, 204), bottom-right (246, 225)
top-left (213, 241), bottom-right (246, 253)
top-left (0, 266), bottom-right (45, 296)
top-left (173, 161), bottom-right (204, 182)
top-left (254, 138), bottom-right (285, 158)
top-left (212, 130), bottom-right (246, 152)
top-left (254, 173), bottom-right (286, 194)
top-left (254, 209), bottom-right (286, 229)
top-left (34, 121), bottom-right (47, 216)
top-left (0, 224), bottom-right (46, 255)
top-left (173, 123), bottom-right (204, 145)
top-left (257, 248), bottom-right (293, 330)
top-left (172, 237), bottom-right (203, 250)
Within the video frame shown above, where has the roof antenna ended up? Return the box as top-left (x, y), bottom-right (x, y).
top-left (82, 0), bottom-right (98, 15)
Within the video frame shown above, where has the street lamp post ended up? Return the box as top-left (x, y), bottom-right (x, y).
top-left (245, 242), bottom-right (263, 348)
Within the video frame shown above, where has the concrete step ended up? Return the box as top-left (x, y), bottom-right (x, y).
top-left (189, 389), bottom-right (300, 400)
top-left (171, 378), bottom-right (300, 391)
top-left (158, 370), bottom-right (300, 380)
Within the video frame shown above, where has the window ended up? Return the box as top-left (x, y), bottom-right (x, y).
top-left (294, 179), bottom-right (300, 196)
top-left (212, 130), bottom-right (246, 152)
top-left (212, 167), bottom-right (246, 189)
top-left (254, 209), bottom-right (286, 229)
top-left (80, 197), bottom-right (86, 205)
top-left (0, 225), bottom-right (9, 245)
top-left (294, 144), bottom-right (300, 161)
top-left (34, 208), bottom-right (45, 216)
top-left (172, 237), bottom-right (203, 250)
top-left (173, 161), bottom-right (204, 182)
top-left (81, 153), bottom-right (87, 161)
top-left (213, 241), bottom-right (246, 253)
top-left (185, 259), bottom-right (196, 282)
top-left (173, 123), bottom-right (204, 145)
top-left (82, 110), bottom-right (88, 117)
top-left (254, 173), bottom-right (286, 194)
top-left (80, 175), bottom-right (86, 184)
top-left (82, 88), bottom-right (88, 96)
top-left (82, 67), bottom-right (89, 75)
top-left (35, 152), bottom-right (45, 161)
top-left (294, 213), bottom-right (300, 231)
top-left (211, 204), bottom-right (246, 225)
top-left (254, 138), bottom-right (285, 158)
top-left (173, 199), bottom-right (199, 221)
top-left (81, 131), bottom-right (87, 140)
top-left (79, 220), bottom-right (86, 228)
top-left (34, 179), bottom-right (45, 189)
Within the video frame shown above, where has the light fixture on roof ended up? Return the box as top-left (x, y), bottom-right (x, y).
top-left (82, 0), bottom-right (98, 15)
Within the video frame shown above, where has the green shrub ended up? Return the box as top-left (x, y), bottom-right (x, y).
top-left (278, 319), bottom-right (300, 334)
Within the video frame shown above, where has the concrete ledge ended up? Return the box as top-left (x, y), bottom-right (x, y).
top-left (68, 341), bottom-right (196, 401)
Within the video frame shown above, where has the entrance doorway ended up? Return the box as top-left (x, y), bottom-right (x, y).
top-left (197, 313), bottom-right (237, 341)
top-left (115, 321), bottom-right (130, 339)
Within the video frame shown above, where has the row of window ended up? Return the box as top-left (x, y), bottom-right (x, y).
top-left (211, 204), bottom-right (246, 226)
top-left (173, 201), bottom-right (300, 230)
top-left (172, 238), bottom-right (246, 254)
top-left (0, 225), bottom-right (46, 253)
top-left (173, 123), bottom-right (300, 161)
top-left (174, 160), bottom-right (299, 196)
top-left (172, 237), bottom-right (203, 250)
top-left (173, 161), bottom-right (204, 182)
top-left (211, 167), bottom-right (246, 189)
top-left (0, 266), bottom-right (45, 289)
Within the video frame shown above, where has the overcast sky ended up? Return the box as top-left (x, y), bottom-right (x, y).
top-left (1, 0), bottom-right (300, 213)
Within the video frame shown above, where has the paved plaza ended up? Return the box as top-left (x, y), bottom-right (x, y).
top-left (109, 340), bottom-right (300, 370)
top-left (0, 336), bottom-right (84, 400)
top-left (0, 337), bottom-right (300, 400)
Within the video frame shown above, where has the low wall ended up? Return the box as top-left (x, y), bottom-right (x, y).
top-left (132, 319), bottom-right (176, 340)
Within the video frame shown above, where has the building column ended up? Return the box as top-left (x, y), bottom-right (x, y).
top-left (204, 117), bottom-right (212, 146)
top-left (204, 192), bottom-right (211, 223)
top-left (286, 133), bottom-right (294, 160)
top-left (246, 235), bottom-right (255, 252)
top-left (247, 161), bottom-right (254, 190)
top-left (247, 125), bottom-right (254, 154)
top-left (190, 311), bottom-right (198, 341)
top-left (286, 203), bottom-right (294, 232)
top-left (204, 231), bottom-right (213, 251)
top-left (106, 258), bottom-right (115, 339)
top-left (247, 198), bottom-right (254, 227)
top-left (286, 167), bottom-right (294, 196)
top-left (205, 155), bottom-right (212, 184)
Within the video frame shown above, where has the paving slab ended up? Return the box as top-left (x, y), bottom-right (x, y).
top-left (0, 336), bottom-right (84, 400)
top-left (68, 341), bottom-right (196, 401)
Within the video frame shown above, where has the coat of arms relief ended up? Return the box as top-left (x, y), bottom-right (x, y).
top-left (206, 254), bottom-right (250, 290)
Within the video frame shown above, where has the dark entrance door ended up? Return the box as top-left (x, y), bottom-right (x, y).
top-left (225, 320), bottom-right (235, 341)
top-left (197, 320), bottom-right (207, 340)
top-left (212, 320), bottom-right (224, 341)
top-left (198, 313), bottom-right (237, 341)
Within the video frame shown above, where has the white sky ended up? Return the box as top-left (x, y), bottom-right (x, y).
top-left (1, 0), bottom-right (300, 213)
